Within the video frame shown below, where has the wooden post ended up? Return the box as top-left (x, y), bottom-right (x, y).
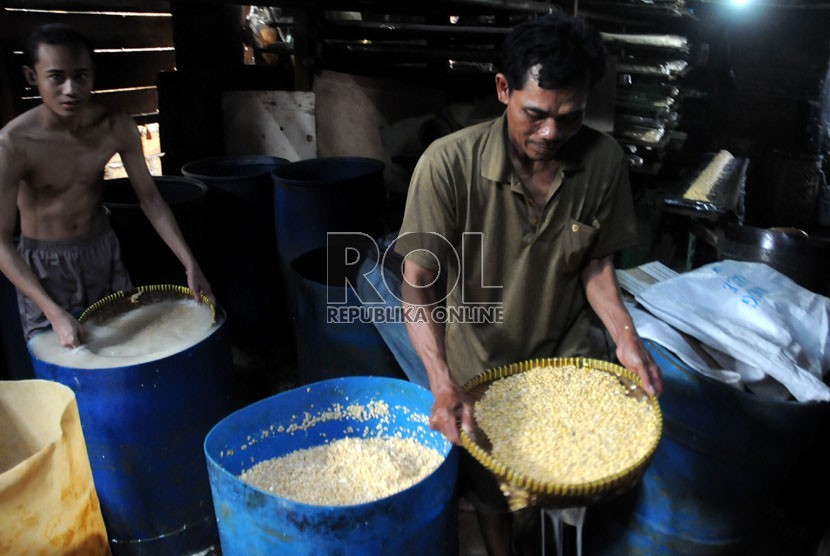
top-left (163, 1), bottom-right (245, 173)
top-left (0, 7), bottom-right (18, 125)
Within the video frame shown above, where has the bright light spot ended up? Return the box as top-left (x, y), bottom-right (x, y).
top-left (731, 0), bottom-right (750, 6)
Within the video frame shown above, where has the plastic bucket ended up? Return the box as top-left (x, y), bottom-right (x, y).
top-left (204, 376), bottom-right (459, 556)
top-left (181, 155), bottom-right (289, 343)
top-left (28, 310), bottom-right (233, 556)
top-left (103, 175), bottom-right (208, 287)
top-left (585, 339), bottom-right (829, 555)
top-left (290, 246), bottom-right (404, 384)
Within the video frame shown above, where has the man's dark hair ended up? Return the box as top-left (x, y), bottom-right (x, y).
top-left (500, 12), bottom-right (607, 92)
top-left (24, 24), bottom-right (94, 68)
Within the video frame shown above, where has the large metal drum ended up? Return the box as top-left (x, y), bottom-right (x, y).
top-left (204, 376), bottom-right (459, 556)
top-left (28, 294), bottom-right (234, 556)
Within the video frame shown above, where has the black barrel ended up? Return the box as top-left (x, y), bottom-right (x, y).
top-left (289, 247), bottom-right (404, 384)
top-left (0, 272), bottom-right (33, 380)
top-left (717, 224), bottom-right (830, 296)
top-left (103, 175), bottom-right (208, 288)
top-left (181, 156), bottom-right (289, 346)
top-left (759, 149), bottom-right (824, 229)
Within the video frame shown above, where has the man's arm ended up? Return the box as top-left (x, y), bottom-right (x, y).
top-left (402, 258), bottom-right (474, 444)
top-left (114, 114), bottom-right (213, 303)
top-left (582, 255), bottom-right (663, 395)
top-left (0, 136), bottom-right (85, 346)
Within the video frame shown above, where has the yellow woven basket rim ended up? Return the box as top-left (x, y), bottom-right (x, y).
top-left (78, 284), bottom-right (216, 323)
top-left (459, 356), bottom-right (663, 500)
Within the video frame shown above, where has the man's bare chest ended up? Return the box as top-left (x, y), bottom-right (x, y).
top-left (24, 131), bottom-right (117, 190)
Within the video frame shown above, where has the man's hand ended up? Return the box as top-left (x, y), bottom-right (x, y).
top-left (582, 255), bottom-right (663, 396)
top-left (50, 310), bottom-right (85, 348)
top-left (186, 266), bottom-right (215, 306)
top-left (430, 382), bottom-right (476, 445)
top-left (616, 327), bottom-right (663, 396)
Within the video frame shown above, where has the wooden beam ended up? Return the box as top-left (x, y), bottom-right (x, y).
top-left (11, 50), bottom-right (175, 91)
top-left (0, 7), bottom-right (17, 125)
top-left (291, 7), bottom-right (314, 91)
top-left (178, 0), bottom-right (561, 15)
top-left (4, 10), bottom-right (173, 50)
top-left (321, 19), bottom-right (512, 41)
top-left (171, 2), bottom-right (242, 72)
top-left (20, 87), bottom-right (159, 118)
top-left (3, 1), bottom-right (171, 12)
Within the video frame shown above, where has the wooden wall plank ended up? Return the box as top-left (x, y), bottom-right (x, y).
top-left (12, 50), bottom-right (175, 91)
top-left (4, 11), bottom-right (173, 50)
top-left (20, 88), bottom-right (158, 118)
top-left (4, 1), bottom-right (170, 13)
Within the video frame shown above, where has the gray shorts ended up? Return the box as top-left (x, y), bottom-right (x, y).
top-left (16, 219), bottom-right (133, 341)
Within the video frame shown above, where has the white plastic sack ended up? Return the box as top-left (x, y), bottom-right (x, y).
top-left (636, 260), bottom-right (830, 402)
top-left (626, 302), bottom-right (743, 388)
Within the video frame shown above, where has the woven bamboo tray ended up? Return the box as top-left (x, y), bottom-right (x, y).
top-left (79, 284), bottom-right (215, 324)
top-left (459, 357), bottom-right (662, 510)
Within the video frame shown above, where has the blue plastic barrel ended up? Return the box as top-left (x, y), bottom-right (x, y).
top-left (290, 246), bottom-right (404, 384)
top-left (271, 157), bottom-right (385, 275)
top-left (585, 339), bottom-right (829, 555)
top-left (271, 157), bottom-right (386, 327)
top-left (181, 155), bottom-right (289, 343)
top-left (103, 175), bottom-right (208, 288)
top-left (29, 310), bottom-right (234, 556)
top-left (204, 376), bottom-right (459, 556)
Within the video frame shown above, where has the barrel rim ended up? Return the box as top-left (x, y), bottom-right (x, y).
top-left (104, 175), bottom-right (208, 207)
top-left (205, 439), bottom-right (458, 513)
top-left (27, 305), bottom-right (226, 372)
top-left (203, 375), bottom-right (457, 511)
top-left (271, 156), bottom-right (385, 187)
top-left (181, 155), bottom-right (289, 181)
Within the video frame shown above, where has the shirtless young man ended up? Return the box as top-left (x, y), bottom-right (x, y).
top-left (0, 24), bottom-right (213, 348)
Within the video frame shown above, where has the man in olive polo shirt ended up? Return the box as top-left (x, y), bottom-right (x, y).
top-left (393, 12), bottom-right (663, 555)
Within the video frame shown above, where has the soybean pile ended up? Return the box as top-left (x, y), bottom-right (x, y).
top-left (241, 436), bottom-right (443, 506)
top-left (237, 399), bottom-right (444, 506)
top-left (474, 364), bottom-right (660, 485)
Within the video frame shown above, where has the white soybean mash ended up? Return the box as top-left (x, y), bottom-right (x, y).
top-left (30, 299), bottom-right (215, 368)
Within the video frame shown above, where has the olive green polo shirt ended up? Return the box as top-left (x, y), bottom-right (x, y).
top-left (396, 113), bottom-right (637, 387)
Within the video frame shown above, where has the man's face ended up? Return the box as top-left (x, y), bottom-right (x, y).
top-left (496, 68), bottom-right (589, 162)
top-left (24, 43), bottom-right (94, 119)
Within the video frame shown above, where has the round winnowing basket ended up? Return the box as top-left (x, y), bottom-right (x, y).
top-left (459, 357), bottom-right (662, 510)
top-left (78, 284), bottom-right (215, 324)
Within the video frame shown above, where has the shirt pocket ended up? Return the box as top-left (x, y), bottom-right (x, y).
top-left (561, 218), bottom-right (599, 272)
